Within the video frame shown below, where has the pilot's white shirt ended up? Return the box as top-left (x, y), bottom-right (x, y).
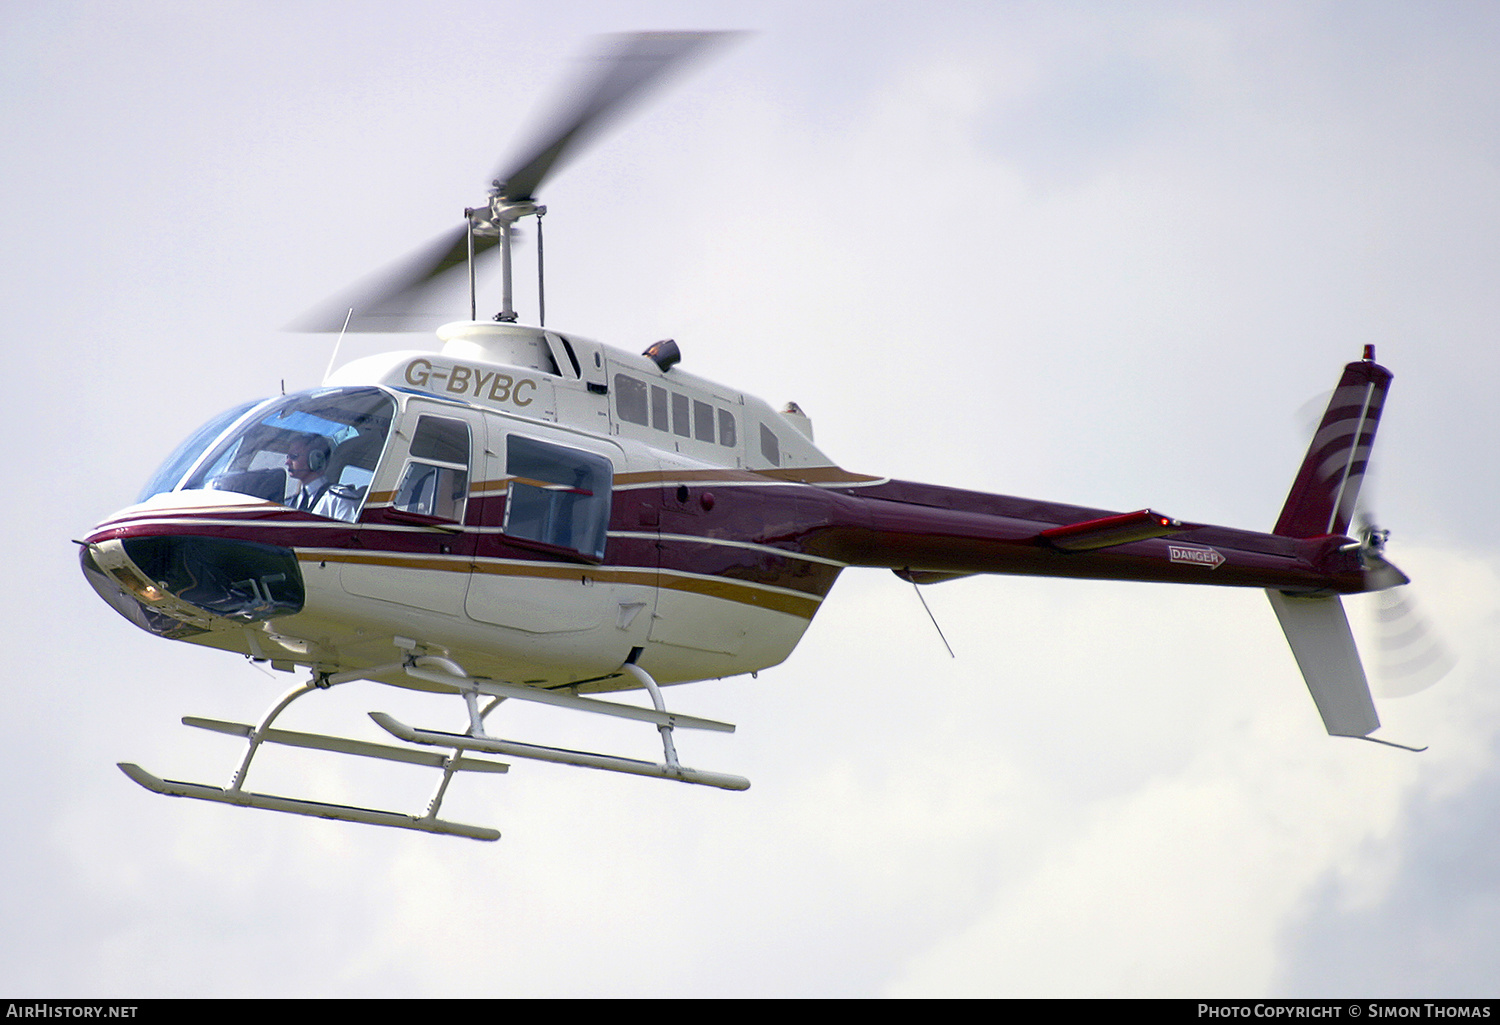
top-left (291, 476), bottom-right (359, 521)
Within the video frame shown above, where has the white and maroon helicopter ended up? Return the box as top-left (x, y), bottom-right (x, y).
top-left (78, 33), bottom-right (1429, 842)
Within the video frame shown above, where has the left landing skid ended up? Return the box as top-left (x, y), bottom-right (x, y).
top-left (118, 763), bottom-right (502, 841)
top-left (118, 675), bottom-right (510, 841)
top-left (118, 651), bottom-right (748, 841)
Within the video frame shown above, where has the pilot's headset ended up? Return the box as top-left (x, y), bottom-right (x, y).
top-left (306, 438), bottom-right (329, 474)
top-left (294, 434), bottom-right (329, 474)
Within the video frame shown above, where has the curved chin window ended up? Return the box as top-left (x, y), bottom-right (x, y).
top-left (120, 536), bottom-right (305, 622)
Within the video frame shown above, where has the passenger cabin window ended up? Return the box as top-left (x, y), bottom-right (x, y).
top-left (176, 388), bottom-right (396, 522)
top-left (614, 374), bottom-right (649, 426)
top-left (610, 372), bottom-right (741, 452)
top-left (503, 436), bottom-right (613, 561)
top-left (556, 335), bottom-right (582, 378)
top-left (393, 415), bottom-right (470, 522)
top-left (693, 400), bottom-right (715, 442)
top-left (651, 385), bottom-right (669, 431)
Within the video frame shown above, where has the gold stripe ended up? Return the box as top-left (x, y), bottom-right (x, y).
top-left (613, 468), bottom-right (768, 487)
top-left (301, 550), bottom-right (822, 619)
top-left (376, 465), bottom-right (876, 500)
top-left (467, 561), bottom-right (822, 617)
top-left (612, 466), bottom-right (883, 488)
top-left (752, 466), bottom-right (886, 484)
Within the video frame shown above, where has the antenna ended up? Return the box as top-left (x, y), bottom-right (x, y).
top-left (910, 580), bottom-right (956, 658)
top-left (323, 308), bottom-right (354, 383)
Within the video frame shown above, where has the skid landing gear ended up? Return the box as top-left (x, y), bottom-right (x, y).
top-left (119, 645), bottom-right (747, 841)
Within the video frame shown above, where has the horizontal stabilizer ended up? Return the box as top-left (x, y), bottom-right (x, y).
top-left (1265, 590), bottom-right (1379, 737)
top-left (1041, 508), bottom-right (1187, 551)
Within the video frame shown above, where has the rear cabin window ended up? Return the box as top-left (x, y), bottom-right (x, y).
top-left (693, 400), bottom-right (715, 442)
top-left (760, 424), bottom-right (781, 466)
top-left (504, 436), bottom-right (613, 561)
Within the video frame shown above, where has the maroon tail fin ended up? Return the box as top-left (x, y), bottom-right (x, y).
top-left (1273, 348), bottom-right (1393, 539)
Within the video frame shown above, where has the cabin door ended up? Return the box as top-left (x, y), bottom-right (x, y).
top-left (464, 427), bottom-right (645, 666)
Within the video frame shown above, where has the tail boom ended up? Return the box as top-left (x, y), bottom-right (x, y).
top-left (807, 486), bottom-right (1368, 595)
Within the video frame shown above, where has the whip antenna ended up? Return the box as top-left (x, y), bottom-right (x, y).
top-left (911, 581), bottom-right (955, 658)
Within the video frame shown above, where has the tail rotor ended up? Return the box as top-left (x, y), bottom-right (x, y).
top-left (1351, 513), bottom-right (1454, 698)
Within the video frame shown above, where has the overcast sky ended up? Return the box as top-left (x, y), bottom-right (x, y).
top-left (5, 0), bottom-right (1499, 998)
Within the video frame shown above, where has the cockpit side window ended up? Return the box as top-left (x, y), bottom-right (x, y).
top-left (392, 415), bottom-right (471, 522)
top-left (178, 388), bottom-right (396, 522)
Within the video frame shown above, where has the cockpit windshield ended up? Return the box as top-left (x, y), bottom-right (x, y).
top-left (137, 399), bottom-right (261, 504)
top-left (144, 388), bottom-right (396, 522)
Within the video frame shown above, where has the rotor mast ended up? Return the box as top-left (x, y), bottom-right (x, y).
top-left (465, 192), bottom-right (546, 324)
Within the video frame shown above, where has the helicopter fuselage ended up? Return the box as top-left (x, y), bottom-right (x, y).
top-left (80, 321), bottom-right (1376, 701)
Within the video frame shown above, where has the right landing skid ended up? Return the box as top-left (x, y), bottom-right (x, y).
top-left (118, 649), bottom-right (746, 841)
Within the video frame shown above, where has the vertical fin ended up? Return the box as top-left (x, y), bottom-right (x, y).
top-left (1266, 590), bottom-right (1379, 737)
top-left (1273, 350), bottom-right (1393, 539)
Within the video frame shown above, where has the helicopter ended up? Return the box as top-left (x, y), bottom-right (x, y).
top-left (77, 32), bottom-right (1426, 842)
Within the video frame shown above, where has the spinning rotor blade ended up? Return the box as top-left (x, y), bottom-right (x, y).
top-left (1355, 515), bottom-right (1454, 699)
top-left (495, 31), bottom-right (736, 202)
top-left (1294, 387), bottom-right (1455, 699)
top-left (1373, 587), bottom-right (1455, 697)
top-left (290, 31), bottom-right (736, 333)
top-left (288, 226), bottom-right (500, 333)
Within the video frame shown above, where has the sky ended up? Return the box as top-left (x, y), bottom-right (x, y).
top-left (4, 0), bottom-right (1499, 998)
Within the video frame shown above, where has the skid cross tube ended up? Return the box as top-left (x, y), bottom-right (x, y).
top-left (382, 654), bottom-right (749, 791)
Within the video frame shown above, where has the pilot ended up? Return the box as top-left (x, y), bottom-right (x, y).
top-left (285, 434), bottom-right (356, 520)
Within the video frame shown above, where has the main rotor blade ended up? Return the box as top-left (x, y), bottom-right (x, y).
top-left (290, 32), bottom-right (735, 333)
top-left (287, 225), bottom-right (499, 332)
top-left (495, 31), bottom-right (737, 202)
